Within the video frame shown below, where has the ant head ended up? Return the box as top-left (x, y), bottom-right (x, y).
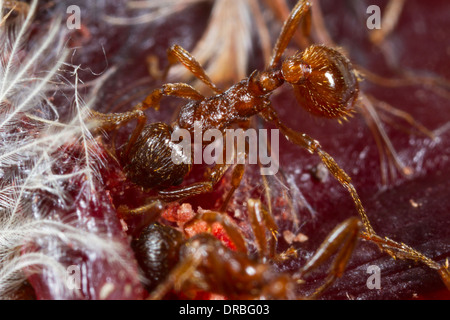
top-left (282, 45), bottom-right (359, 119)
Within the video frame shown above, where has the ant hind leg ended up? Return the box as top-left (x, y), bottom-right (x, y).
top-left (263, 106), bottom-right (450, 288)
top-left (294, 217), bottom-right (361, 299)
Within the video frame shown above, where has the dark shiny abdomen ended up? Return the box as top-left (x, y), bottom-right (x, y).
top-left (123, 122), bottom-right (191, 189)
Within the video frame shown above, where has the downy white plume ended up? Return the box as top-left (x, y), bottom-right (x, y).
top-left (0, 0), bottom-right (135, 298)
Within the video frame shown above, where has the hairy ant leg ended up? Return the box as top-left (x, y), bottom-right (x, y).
top-left (269, 0), bottom-right (311, 68)
top-left (247, 199), bottom-right (278, 260)
top-left (360, 232), bottom-right (450, 290)
top-left (294, 217), bottom-right (361, 298)
top-left (163, 44), bottom-right (223, 94)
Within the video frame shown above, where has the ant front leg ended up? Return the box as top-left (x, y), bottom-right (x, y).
top-left (156, 133), bottom-right (244, 203)
top-left (219, 163), bottom-right (245, 212)
top-left (89, 108), bottom-right (148, 161)
top-left (295, 217), bottom-right (362, 299)
top-left (3, 0), bottom-right (30, 20)
top-left (137, 82), bottom-right (205, 111)
top-left (248, 199), bottom-right (298, 263)
top-left (261, 106), bottom-right (374, 235)
top-left (163, 44), bottom-right (223, 94)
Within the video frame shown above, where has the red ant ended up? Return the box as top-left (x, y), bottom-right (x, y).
top-left (91, 0), bottom-right (450, 289)
top-left (132, 199), bottom-right (361, 299)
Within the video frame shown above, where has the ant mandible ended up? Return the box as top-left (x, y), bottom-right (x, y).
top-left (91, 0), bottom-right (450, 288)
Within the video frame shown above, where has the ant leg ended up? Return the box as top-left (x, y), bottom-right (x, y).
top-left (264, 0), bottom-right (311, 50)
top-left (89, 108), bottom-right (148, 161)
top-left (163, 44), bottom-right (223, 94)
top-left (247, 198), bottom-right (298, 263)
top-left (262, 106), bottom-right (374, 235)
top-left (117, 199), bottom-right (163, 221)
top-left (3, 1), bottom-right (30, 20)
top-left (269, 0), bottom-right (312, 68)
top-left (295, 217), bottom-right (361, 298)
top-left (263, 107), bottom-right (450, 287)
top-left (220, 129), bottom-right (250, 212)
top-left (247, 199), bottom-right (278, 260)
top-left (156, 160), bottom-right (231, 202)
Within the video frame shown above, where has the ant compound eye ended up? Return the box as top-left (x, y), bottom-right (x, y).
top-left (292, 45), bottom-right (359, 119)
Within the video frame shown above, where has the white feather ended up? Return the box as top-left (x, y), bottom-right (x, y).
top-left (0, 0), bottom-right (136, 299)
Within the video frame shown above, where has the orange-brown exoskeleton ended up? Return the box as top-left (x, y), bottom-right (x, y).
top-left (91, 0), bottom-right (450, 288)
top-left (92, 0), bottom-right (361, 209)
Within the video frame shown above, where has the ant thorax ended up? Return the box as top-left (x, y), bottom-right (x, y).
top-left (175, 79), bottom-right (271, 133)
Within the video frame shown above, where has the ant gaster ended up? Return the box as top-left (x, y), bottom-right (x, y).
top-left (91, 0), bottom-right (450, 287)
